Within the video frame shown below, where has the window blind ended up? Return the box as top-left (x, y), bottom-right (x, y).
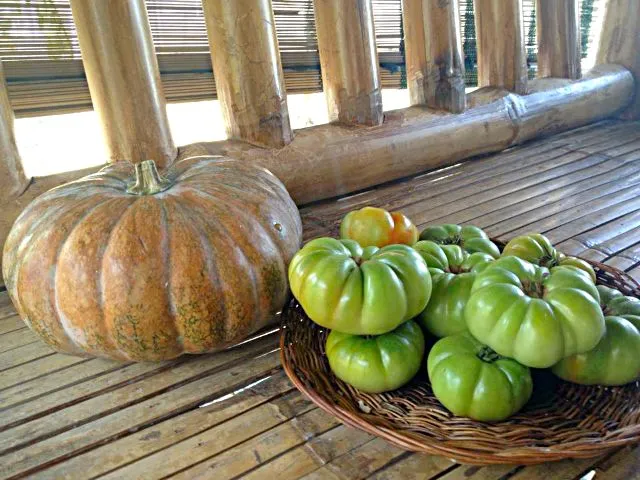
top-left (1, 0), bottom-right (404, 116)
top-left (0, 0), bottom-right (604, 117)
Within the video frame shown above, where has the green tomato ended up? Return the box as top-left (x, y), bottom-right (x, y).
top-left (556, 255), bottom-right (597, 283)
top-left (597, 284), bottom-right (640, 329)
top-left (419, 224), bottom-right (500, 258)
top-left (502, 233), bottom-right (555, 263)
top-left (427, 333), bottom-right (533, 422)
top-left (465, 256), bottom-right (605, 368)
top-left (552, 315), bottom-right (640, 385)
top-left (502, 233), bottom-right (596, 282)
top-left (326, 320), bottom-right (425, 393)
top-left (288, 237), bottom-right (432, 335)
top-left (414, 241), bottom-right (493, 337)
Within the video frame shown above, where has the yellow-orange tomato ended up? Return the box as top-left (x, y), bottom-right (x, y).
top-left (340, 207), bottom-right (418, 247)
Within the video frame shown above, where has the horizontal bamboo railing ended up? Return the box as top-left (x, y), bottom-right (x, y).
top-left (180, 64), bottom-right (633, 204)
top-left (1, 0), bottom-right (640, 281)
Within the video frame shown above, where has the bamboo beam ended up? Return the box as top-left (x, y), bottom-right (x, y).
top-left (0, 60), bottom-right (29, 202)
top-left (180, 65), bottom-right (633, 204)
top-left (596, 0), bottom-right (640, 119)
top-left (313, 0), bottom-right (383, 125)
top-left (473, 0), bottom-right (527, 94)
top-left (70, 0), bottom-right (176, 168)
top-left (536, 0), bottom-right (580, 79)
top-left (202, 0), bottom-right (293, 147)
top-left (402, 0), bottom-right (465, 112)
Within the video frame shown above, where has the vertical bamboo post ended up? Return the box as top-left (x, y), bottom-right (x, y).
top-left (70, 0), bottom-right (176, 168)
top-left (402, 0), bottom-right (465, 112)
top-left (313, 0), bottom-right (383, 126)
top-left (473, 0), bottom-right (527, 93)
top-left (202, 0), bottom-right (293, 147)
top-left (536, 0), bottom-right (580, 79)
top-left (596, 0), bottom-right (640, 119)
top-left (0, 60), bottom-right (29, 200)
top-left (402, 0), bottom-right (428, 106)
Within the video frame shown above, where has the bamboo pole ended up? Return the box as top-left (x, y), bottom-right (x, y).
top-left (596, 0), bottom-right (640, 119)
top-left (402, 0), bottom-right (465, 112)
top-left (313, 0), bottom-right (383, 125)
top-left (180, 65), bottom-right (633, 204)
top-left (473, 0), bottom-right (527, 94)
top-left (536, 0), bottom-right (580, 79)
top-left (402, 0), bottom-right (428, 106)
top-left (0, 60), bottom-right (29, 201)
top-left (70, 0), bottom-right (176, 168)
top-left (202, 0), bottom-right (293, 147)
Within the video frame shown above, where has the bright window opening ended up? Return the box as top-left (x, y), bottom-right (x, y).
top-left (16, 89), bottom-right (411, 178)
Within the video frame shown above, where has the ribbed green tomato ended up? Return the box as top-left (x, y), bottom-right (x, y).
top-left (502, 233), bottom-right (596, 283)
top-left (288, 238), bottom-right (431, 335)
top-left (414, 241), bottom-right (493, 337)
top-left (326, 320), bottom-right (425, 393)
top-left (465, 256), bottom-right (605, 368)
top-left (552, 315), bottom-right (640, 385)
top-left (597, 285), bottom-right (640, 327)
top-left (502, 233), bottom-right (555, 262)
top-left (427, 333), bottom-right (533, 422)
top-left (419, 224), bottom-right (500, 258)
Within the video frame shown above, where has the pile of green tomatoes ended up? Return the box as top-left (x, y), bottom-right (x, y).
top-left (288, 207), bottom-right (640, 422)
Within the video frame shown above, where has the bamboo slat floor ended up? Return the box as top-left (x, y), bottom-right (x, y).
top-left (1, 120), bottom-right (640, 479)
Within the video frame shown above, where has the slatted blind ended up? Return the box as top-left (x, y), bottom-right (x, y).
top-left (1, 0), bottom-right (404, 116)
top-left (0, 0), bottom-right (605, 117)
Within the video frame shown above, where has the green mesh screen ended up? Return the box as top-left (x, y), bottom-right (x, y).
top-left (460, 0), bottom-right (601, 87)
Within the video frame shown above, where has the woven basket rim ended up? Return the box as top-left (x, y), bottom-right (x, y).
top-left (280, 248), bottom-right (640, 465)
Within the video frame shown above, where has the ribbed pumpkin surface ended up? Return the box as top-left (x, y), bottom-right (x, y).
top-left (2, 156), bottom-right (302, 361)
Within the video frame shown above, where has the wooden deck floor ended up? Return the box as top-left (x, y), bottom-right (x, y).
top-left (2, 120), bottom-right (640, 479)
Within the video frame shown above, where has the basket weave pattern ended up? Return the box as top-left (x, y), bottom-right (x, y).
top-left (280, 258), bottom-right (640, 464)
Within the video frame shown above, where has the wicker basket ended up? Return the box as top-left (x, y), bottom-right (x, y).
top-left (280, 257), bottom-right (640, 465)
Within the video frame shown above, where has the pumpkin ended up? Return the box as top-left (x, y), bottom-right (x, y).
top-left (2, 157), bottom-right (303, 361)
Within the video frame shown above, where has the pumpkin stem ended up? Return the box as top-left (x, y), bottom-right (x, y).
top-left (126, 160), bottom-right (172, 196)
